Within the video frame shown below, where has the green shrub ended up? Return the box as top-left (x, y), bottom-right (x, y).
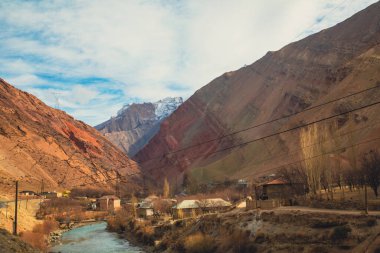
top-left (330, 226), bottom-right (351, 241)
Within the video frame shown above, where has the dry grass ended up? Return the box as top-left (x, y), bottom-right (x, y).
top-left (32, 220), bottom-right (58, 234)
top-left (184, 233), bottom-right (216, 253)
top-left (20, 220), bottom-right (58, 252)
top-left (220, 230), bottom-right (257, 253)
top-left (20, 231), bottom-right (47, 251)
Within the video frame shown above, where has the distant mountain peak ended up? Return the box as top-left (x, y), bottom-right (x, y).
top-left (116, 97), bottom-right (183, 119)
top-left (96, 97), bottom-right (183, 156)
top-left (154, 97), bottom-right (183, 120)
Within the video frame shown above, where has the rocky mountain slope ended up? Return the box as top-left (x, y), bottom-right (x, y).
top-left (0, 79), bottom-right (140, 194)
top-left (134, 2), bottom-right (380, 186)
top-left (95, 97), bottom-right (182, 156)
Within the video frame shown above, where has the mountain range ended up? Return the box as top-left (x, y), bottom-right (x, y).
top-left (0, 79), bottom-right (140, 194)
top-left (134, 2), bottom-right (380, 187)
top-left (95, 97), bottom-right (183, 156)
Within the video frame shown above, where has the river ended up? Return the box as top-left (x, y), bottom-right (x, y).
top-left (50, 222), bottom-right (144, 253)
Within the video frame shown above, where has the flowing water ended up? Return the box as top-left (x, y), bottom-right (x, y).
top-left (50, 222), bottom-right (143, 253)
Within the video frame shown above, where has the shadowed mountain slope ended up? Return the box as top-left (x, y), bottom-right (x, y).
top-left (135, 2), bottom-right (380, 186)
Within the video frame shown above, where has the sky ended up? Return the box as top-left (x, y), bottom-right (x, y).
top-left (0, 0), bottom-right (378, 126)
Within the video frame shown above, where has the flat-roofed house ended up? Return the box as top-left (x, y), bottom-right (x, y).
top-left (261, 178), bottom-right (304, 200)
top-left (19, 190), bottom-right (36, 196)
top-left (98, 195), bottom-right (121, 212)
top-left (41, 191), bottom-right (62, 199)
top-left (172, 200), bottom-right (201, 219)
top-left (173, 198), bottom-right (232, 219)
top-left (198, 198), bottom-right (232, 213)
top-left (137, 202), bottom-right (154, 218)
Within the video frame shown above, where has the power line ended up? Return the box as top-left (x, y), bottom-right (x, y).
top-left (19, 109), bottom-right (380, 193)
top-left (12, 86), bottom-right (380, 191)
top-left (163, 119), bottom-right (380, 174)
top-left (24, 86), bottom-right (380, 189)
top-left (138, 85), bottom-right (380, 163)
top-left (241, 136), bottom-right (380, 180)
top-left (141, 96), bottom-right (380, 169)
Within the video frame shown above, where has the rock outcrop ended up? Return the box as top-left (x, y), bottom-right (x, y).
top-left (0, 79), bottom-right (140, 193)
top-left (96, 97), bottom-right (182, 156)
top-left (134, 2), bottom-right (380, 186)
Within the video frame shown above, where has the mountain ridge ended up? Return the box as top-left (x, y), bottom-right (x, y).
top-left (0, 79), bottom-right (140, 193)
top-left (95, 97), bottom-right (183, 156)
top-left (134, 2), bottom-right (380, 187)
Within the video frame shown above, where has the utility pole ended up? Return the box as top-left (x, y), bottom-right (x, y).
top-left (13, 180), bottom-right (18, 235)
top-left (39, 179), bottom-right (44, 213)
top-left (115, 173), bottom-right (120, 198)
top-left (364, 176), bottom-right (368, 215)
top-left (40, 179), bottom-right (45, 194)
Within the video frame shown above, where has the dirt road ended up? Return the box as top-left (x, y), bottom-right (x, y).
top-left (274, 206), bottom-right (380, 216)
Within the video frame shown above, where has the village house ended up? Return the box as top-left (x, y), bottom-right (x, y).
top-left (199, 198), bottom-right (232, 212)
top-left (136, 202), bottom-right (154, 218)
top-left (173, 198), bottom-right (232, 219)
top-left (136, 197), bottom-right (176, 219)
top-left (41, 191), bottom-right (62, 199)
top-left (97, 195), bottom-right (121, 212)
top-left (246, 195), bottom-right (281, 210)
top-left (172, 200), bottom-right (201, 219)
top-left (19, 190), bottom-right (36, 196)
top-left (261, 178), bottom-right (305, 200)
top-left (143, 194), bottom-right (159, 203)
top-left (237, 179), bottom-right (249, 188)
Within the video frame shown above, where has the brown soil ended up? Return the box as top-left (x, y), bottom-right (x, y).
top-left (0, 79), bottom-right (141, 194)
top-left (113, 208), bottom-right (380, 253)
top-left (0, 229), bottom-right (39, 253)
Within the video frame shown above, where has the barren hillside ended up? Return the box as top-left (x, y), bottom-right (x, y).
top-left (0, 79), bottom-right (140, 194)
top-left (135, 2), bottom-right (380, 186)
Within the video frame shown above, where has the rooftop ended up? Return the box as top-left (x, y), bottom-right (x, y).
top-left (99, 195), bottom-right (120, 200)
top-left (199, 198), bottom-right (232, 207)
top-left (264, 178), bottom-right (289, 185)
top-left (174, 198), bottom-right (232, 209)
top-left (174, 199), bottom-right (200, 209)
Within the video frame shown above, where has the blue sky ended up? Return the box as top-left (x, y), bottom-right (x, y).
top-left (0, 0), bottom-right (377, 125)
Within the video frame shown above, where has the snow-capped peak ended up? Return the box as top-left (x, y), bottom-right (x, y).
top-left (154, 97), bottom-right (183, 120)
top-left (115, 97), bottom-right (183, 120)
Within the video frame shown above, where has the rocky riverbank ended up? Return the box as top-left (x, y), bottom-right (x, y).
top-left (48, 220), bottom-right (103, 247)
top-left (108, 209), bottom-right (380, 253)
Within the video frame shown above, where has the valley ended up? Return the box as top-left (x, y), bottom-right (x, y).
top-left (0, 1), bottom-right (380, 253)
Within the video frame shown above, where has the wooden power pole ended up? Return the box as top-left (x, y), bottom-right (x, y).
top-left (13, 180), bottom-right (18, 235)
top-left (364, 177), bottom-right (368, 215)
top-left (115, 173), bottom-right (120, 198)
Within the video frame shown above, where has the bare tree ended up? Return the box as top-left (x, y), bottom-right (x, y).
top-left (300, 124), bottom-right (324, 196)
top-left (163, 178), bottom-right (170, 198)
top-left (361, 150), bottom-right (380, 197)
top-left (277, 164), bottom-right (308, 195)
top-left (130, 194), bottom-right (138, 218)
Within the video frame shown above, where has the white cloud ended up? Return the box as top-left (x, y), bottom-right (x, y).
top-left (0, 0), bottom-right (377, 125)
